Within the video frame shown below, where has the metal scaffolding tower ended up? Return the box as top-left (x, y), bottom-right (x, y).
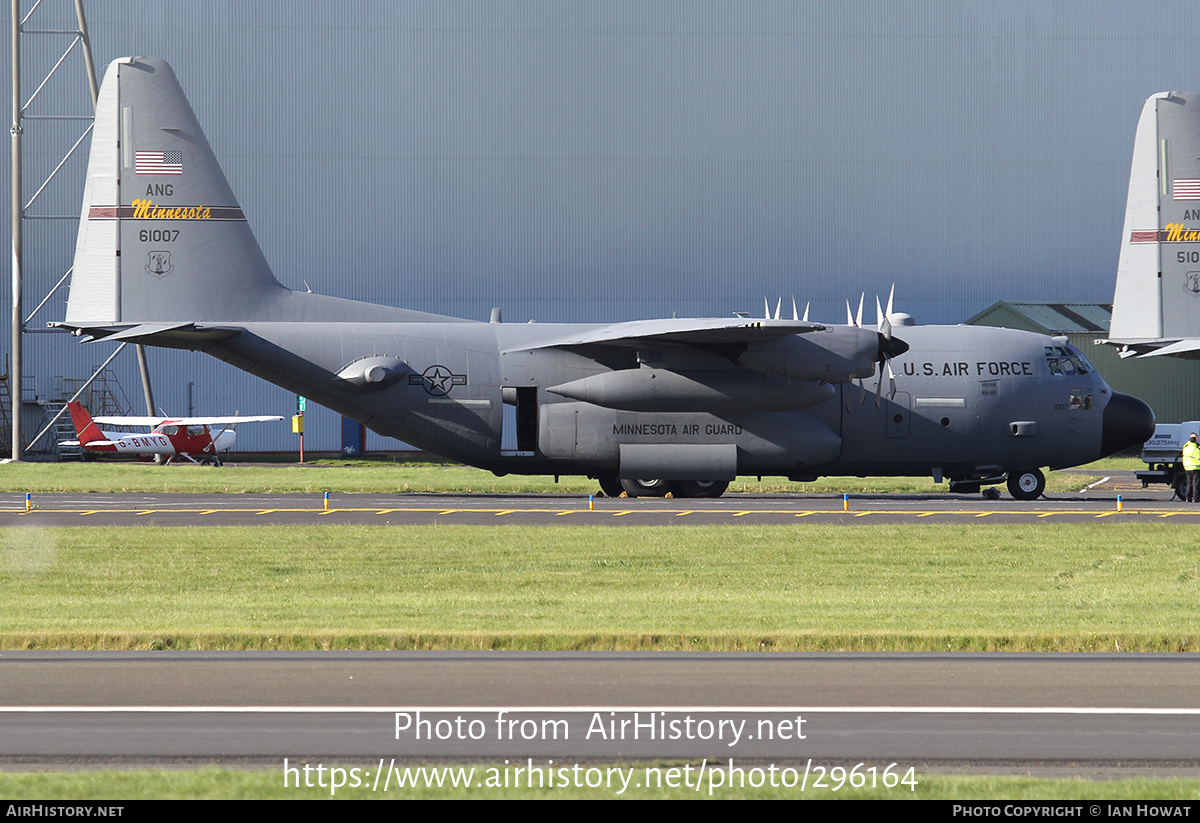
top-left (8, 0), bottom-right (154, 459)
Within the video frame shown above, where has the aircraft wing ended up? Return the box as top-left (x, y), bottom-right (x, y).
top-left (507, 318), bottom-right (826, 351)
top-left (91, 415), bottom-right (284, 426)
top-left (165, 415), bottom-right (284, 425)
top-left (60, 439), bottom-right (116, 447)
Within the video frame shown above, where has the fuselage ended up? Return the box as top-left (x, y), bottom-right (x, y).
top-left (186, 315), bottom-right (1147, 484)
top-left (83, 424), bottom-right (234, 458)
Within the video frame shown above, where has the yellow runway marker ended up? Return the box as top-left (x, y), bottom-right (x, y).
top-left (12, 503), bottom-right (1200, 522)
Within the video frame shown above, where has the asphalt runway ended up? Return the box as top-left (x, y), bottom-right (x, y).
top-left (3, 652), bottom-right (1199, 770)
top-left (0, 471), bottom-right (1194, 525)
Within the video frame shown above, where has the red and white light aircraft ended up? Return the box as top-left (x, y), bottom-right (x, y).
top-left (64, 401), bottom-right (282, 464)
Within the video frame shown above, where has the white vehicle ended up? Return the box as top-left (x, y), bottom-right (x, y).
top-left (1137, 422), bottom-right (1200, 499)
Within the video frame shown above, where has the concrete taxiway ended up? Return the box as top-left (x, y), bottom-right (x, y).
top-left (0, 471), bottom-right (1191, 525)
top-left (2, 652), bottom-right (1199, 767)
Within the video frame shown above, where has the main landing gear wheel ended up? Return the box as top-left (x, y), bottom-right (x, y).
top-left (674, 480), bottom-right (730, 498)
top-left (1006, 468), bottom-right (1045, 501)
top-left (620, 478), bottom-right (673, 498)
top-left (596, 475), bottom-right (624, 498)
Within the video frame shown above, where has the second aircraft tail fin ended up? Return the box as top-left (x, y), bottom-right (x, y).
top-left (66, 401), bottom-right (106, 446)
top-left (1110, 91), bottom-right (1200, 343)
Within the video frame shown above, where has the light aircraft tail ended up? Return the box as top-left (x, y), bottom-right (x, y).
top-left (1108, 91), bottom-right (1200, 354)
top-left (66, 401), bottom-right (106, 446)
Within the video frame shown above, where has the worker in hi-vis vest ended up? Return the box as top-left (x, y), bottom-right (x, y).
top-left (1184, 433), bottom-right (1200, 503)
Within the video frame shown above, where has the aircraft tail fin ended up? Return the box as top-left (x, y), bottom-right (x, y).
top-left (67, 402), bottom-right (106, 446)
top-left (65, 57), bottom-right (287, 327)
top-left (1110, 91), bottom-right (1200, 341)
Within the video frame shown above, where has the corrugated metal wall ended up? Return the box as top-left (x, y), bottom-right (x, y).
top-left (4, 1), bottom-right (1200, 452)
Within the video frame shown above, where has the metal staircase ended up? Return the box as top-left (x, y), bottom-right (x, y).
top-left (43, 400), bottom-right (81, 459)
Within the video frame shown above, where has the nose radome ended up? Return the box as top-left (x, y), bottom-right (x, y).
top-left (1100, 392), bottom-right (1155, 459)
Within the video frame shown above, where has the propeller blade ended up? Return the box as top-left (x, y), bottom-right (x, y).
top-left (855, 293), bottom-right (864, 328)
top-left (774, 297), bottom-right (782, 321)
top-left (791, 297), bottom-right (798, 322)
top-left (886, 284), bottom-right (895, 320)
top-left (802, 301), bottom-right (810, 322)
top-left (764, 297), bottom-right (770, 319)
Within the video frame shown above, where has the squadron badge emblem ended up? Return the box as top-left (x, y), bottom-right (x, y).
top-left (145, 250), bottom-right (173, 278)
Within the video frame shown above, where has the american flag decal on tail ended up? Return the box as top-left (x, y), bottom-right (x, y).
top-left (135, 149), bottom-right (183, 175)
top-left (1173, 178), bottom-right (1200, 200)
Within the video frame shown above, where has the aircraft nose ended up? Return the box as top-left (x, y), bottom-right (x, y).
top-left (1100, 392), bottom-right (1155, 458)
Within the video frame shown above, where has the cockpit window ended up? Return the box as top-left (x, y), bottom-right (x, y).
top-left (1044, 346), bottom-right (1089, 376)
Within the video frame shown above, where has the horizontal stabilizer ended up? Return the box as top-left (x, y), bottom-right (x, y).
top-left (49, 321), bottom-right (243, 344)
top-left (1138, 339), bottom-right (1200, 358)
top-left (1100, 337), bottom-right (1200, 360)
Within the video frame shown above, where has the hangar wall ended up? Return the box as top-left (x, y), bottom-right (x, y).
top-left (5, 1), bottom-right (1200, 453)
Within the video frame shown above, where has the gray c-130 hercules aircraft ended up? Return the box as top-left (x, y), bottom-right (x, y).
top-left (53, 58), bottom-right (1154, 499)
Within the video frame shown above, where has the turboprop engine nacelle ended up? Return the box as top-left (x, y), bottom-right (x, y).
top-left (736, 326), bottom-right (898, 383)
top-left (546, 367), bottom-right (836, 412)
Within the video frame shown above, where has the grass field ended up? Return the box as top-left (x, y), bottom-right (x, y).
top-left (1, 766), bottom-right (1197, 800)
top-left (3, 522), bottom-right (1197, 650)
